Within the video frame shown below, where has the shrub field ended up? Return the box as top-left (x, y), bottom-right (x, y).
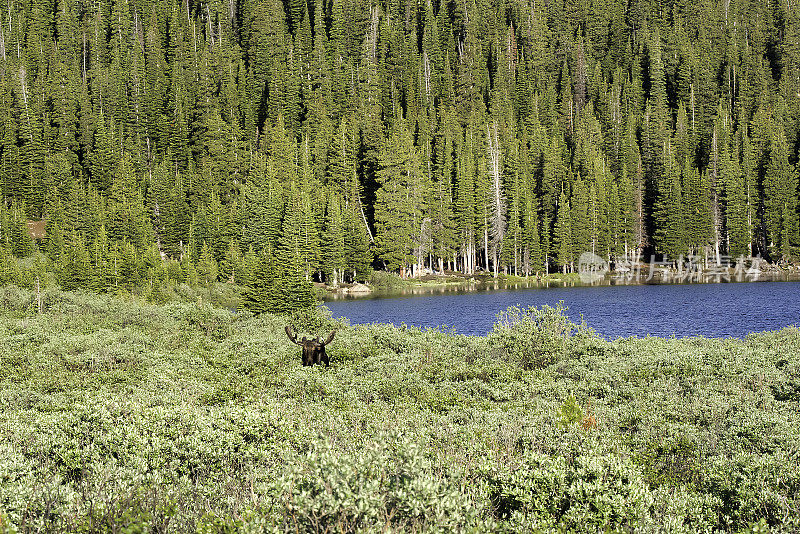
top-left (0, 287), bottom-right (798, 532)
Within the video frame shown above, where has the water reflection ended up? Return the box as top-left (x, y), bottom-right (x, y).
top-left (323, 271), bottom-right (796, 301)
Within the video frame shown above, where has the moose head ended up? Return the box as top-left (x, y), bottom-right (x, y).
top-left (285, 325), bottom-right (336, 367)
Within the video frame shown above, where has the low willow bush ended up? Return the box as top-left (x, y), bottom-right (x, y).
top-left (269, 434), bottom-right (491, 532)
top-left (488, 303), bottom-right (596, 369)
top-left (1, 288), bottom-right (798, 532)
top-left (366, 271), bottom-right (404, 290)
top-left (480, 445), bottom-right (655, 531)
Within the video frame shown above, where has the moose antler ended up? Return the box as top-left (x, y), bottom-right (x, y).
top-left (320, 330), bottom-right (337, 346)
top-left (285, 325), bottom-right (300, 345)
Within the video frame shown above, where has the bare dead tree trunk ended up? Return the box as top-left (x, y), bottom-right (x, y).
top-left (36, 276), bottom-right (42, 314)
top-left (1, 17), bottom-right (7, 61)
top-left (711, 126), bottom-right (722, 265)
top-left (422, 51), bottom-right (431, 101)
top-left (635, 156), bottom-right (646, 256)
top-left (484, 224), bottom-right (489, 272)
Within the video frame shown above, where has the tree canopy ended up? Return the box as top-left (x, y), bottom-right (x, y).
top-left (0, 0), bottom-right (797, 290)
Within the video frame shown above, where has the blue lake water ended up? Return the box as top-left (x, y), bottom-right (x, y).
top-left (323, 281), bottom-right (800, 338)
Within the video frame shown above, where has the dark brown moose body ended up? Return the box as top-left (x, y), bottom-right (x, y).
top-left (285, 326), bottom-right (336, 366)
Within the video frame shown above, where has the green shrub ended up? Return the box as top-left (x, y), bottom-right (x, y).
top-left (489, 303), bottom-right (587, 369)
top-left (1, 291), bottom-right (799, 532)
top-left (0, 285), bottom-right (35, 313)
top-left (166, 302), bottom-right (232, 340)
top-left (557, 394), bottom-right (584, 428)
top-left (269, 434), bottom-right (491, 532)
top-left (481, 448), bottom-right (654, 531)
top-left (635, 433), bottom-right (701, 489)
top-left (368, 270), bottom-right (406, 289)
top-left (702, 452), bottom-right (800, 528)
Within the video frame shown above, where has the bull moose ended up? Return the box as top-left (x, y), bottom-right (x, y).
top-left (285, 325), bottom-right (336, 366)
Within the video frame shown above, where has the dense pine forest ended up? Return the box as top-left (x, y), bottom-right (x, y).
top-left (0, 0), bottom-right (798, 293)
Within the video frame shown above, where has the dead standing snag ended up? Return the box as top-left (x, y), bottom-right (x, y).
top-left (285, 325), bottom-right (336, 366)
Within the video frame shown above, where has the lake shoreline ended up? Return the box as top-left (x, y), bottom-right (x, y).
top-left (322, 265), bottom-right (800, 301)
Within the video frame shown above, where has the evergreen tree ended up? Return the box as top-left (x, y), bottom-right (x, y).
top-left (220, 240), bottom-right (243, 284)
top-left (653, 149), bottom-right (687, 259)
top-left (9, 202), bottom-right (35, 257)
top-left (343, 204), bottom-right (372, 281)
top-left (90, 225), bottom-right (114, 292)
top-left (520, 191), bottom-right (543, 275)
top-left (116, 241), bottom-right (141, 289)
top-left (106, 154), bottom-right (151, 249)
top-left (196, 241), bottom-right (219, 287)
top-left (277, 182), bottom-right (320, 279)
top-left (724, 151), bottom-right (751, 258)
top-left (0, 246), bottom-right (22, 286)
top-left (242, 250), bottom-right (279, 315)
top-left (683, 166), bottom-right (714, 256)
top-left (45, 209), bottom-right (66, 264)
top-left (763, 128), bottom-right (799, 258)
top-left (274, 256), bottom-right (318, 313)
top-left (240, 245), bottom-right (259, 287)
top-left (321, 193), bottom-right (346, 285)
top-left (374, 123), bottom-right (426, 276)
top-left (60, 232), bottom-right (92, 290)
top-left (243, 155), bottom-right (284, 253)
top-left (570, 175), bottom-right (590, 261)
top-left (554, 188), bottom-right (572, 272)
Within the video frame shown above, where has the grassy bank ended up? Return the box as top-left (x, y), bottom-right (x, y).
top-left (358, 269), bottom-right (800, 296)
top-left (356, 270), bottom-right (584, 293)
top-left (0, 287), bottom-right (798, 532)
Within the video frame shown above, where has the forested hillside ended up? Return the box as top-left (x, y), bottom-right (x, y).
top-left (0, 0), bottom-right (798, 287)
